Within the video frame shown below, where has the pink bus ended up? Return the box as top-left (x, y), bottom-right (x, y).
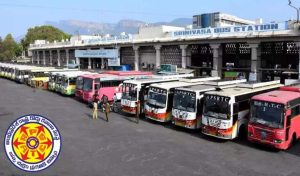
top-left (75, 71), bottom-right (152, 103)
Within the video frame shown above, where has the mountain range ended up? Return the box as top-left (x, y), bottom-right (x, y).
top-left (45, 18), bottom-right (192, 36)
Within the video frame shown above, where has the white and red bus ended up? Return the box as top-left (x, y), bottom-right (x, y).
top-left (75, 71), bottom-right (152, 103)
top-left (144, 77), bottom-right (220, 123)
top-left (172, 79), bottom-right (246, 129)
top-left (120, 74), bottom-right (194, 115)
top-left (202, 81), bottom-right (282, 139)
top-left (248, 84), bottom-right (300, 149)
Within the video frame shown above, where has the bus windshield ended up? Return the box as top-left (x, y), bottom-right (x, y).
top-left (69, 78), bottom-right (76, 86)
top-left (173, 90), bottom-right (196, 112)
top-left (203, 95), bottom-right (230, 119)
top-left (250, 101), bottom-right (284, 129)
top-left (122, 83), bottom-right (137, 101)
top-left (147, 87), bottom-right (167, 108)
top-left (76, 77), bottom-right (84, 89)
top-left (63, 78), bottom-right (68, 87)
top-left (83, 78), bottom-right (93, 91)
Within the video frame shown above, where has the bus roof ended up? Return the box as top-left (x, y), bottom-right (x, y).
top-left (252, 90), bottom-right (300, 105)
top-left (61, 71), bottom-right (91, 78)
top-left (280, 84), bottom-right (300, 92)
top-left (103, 70), bottom-right (152, 76)
top-left (150, 81), bottom-right (203, 90)
top-left (175, 84), bottom-right (217, 93)
top-left (123, 78), bottom-right (179, 85)
top-left (204, 79), bottom-right (247, 86)
top-left (204, 81), bottom-right (282, 97)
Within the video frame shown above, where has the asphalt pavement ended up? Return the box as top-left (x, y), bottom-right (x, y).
top-left (0, 78), bottom-right (300, 176)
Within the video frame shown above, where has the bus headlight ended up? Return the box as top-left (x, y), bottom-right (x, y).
top-left (248, 132), bottom-right (253, 137)
top-left (274, 139), bottom-right (282, 144)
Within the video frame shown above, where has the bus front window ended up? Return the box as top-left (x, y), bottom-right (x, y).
top-left (203, 96), bottom-right (230, 119)
top-left (83, 78), bottom-right (93, 91)
top-left (69, 78), bottom-right (76, 86)
top-left (173, 91), bottom-right (196, 112)
top-left (250, 101), bottom-right (284, 128)
top-left (76, 77), bottom-right (83, 89)
top-left (147, 88), bottom-right (167, 108)
top-left (122, 84), bottom-right (137, 101)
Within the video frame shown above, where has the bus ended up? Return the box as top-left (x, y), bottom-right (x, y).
top-left (75, 71), bottom-right (153, 103)
top-left (201, 81), bottom-right (282, 140)
top-left (28, 68), bottom-right (75, 89)
top-left (15, 66), bottom-right (42, 83)
top-left (120, 74), bottom-right (194, 115)
top-left (248, 85), bottom-right (300, 149)
top-left (48, 69), bottom-right (79, 92)
top-left (172, 79), bottom-right (247, 129)
top-left (144, 77), bottom-right (220, 123)
top-left (60, 71), bottom-right (91, 96)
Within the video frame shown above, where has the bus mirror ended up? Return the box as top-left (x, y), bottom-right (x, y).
top-left (119, 83), bottom-right (123, 87)
top-left (134, 86), bottom-right (138, 90)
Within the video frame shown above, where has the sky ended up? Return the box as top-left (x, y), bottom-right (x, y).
top-left (0, 0), bottom-right (297, 39)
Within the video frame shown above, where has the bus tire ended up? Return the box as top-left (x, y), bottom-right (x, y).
top-left (289, 133), bottom-right (296, 149)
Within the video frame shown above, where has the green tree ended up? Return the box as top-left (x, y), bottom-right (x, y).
top-left (21, 25), bottom-right (71, 51)
top-left (0, 34), bottom-right (21, 61)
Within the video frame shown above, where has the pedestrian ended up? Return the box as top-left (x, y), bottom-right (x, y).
top-left (92, 91), bottom-right (99, 119)
top-left (135, 100), bottom-right (140, 124)
top-left (101, 94), bottom-right (109, 122)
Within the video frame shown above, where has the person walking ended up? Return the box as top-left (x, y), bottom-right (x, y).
top-left (101, 94), bottom-right (110, 122)
top-left (135, 100), bottom-right (140, 124)
top-left (92, 91), bottom-right (99, 119)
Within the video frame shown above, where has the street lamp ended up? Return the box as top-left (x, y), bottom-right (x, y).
top-left (288, 0), bottom-right (299, 23)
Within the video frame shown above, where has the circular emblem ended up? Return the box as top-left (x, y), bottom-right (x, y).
top-left (4, 114), bottom-right (61, 172)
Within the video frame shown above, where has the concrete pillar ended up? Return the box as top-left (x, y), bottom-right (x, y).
top-left (133, 46), bottom-right (139, 71)
top-left (43, 50), bottom-right (46, 66)
top-left (57, 50), bottom-right (61, 67)
top-left (66, 49), bottom-right (70, 68)
top-left (49, 50), bottom-right (53, 66)
top-left (116, 46), bottom-right (121, 66)
top-left (32, 51), bottom-right (35, 64)
top-left (180, 45), bottom-right (188, 68)
top-left (210, 44), bottom-right (222, 77)
top-left (76, 57), bottom-right (80, 69)
top-left (37, 51), bottom-right (40, 65)
top-left (297, 42), bottom-right (300, 79)
top-left (154, 45), bottom-right (161, 69)
top-left (88, 48), bottom-right (92, 69)
top-left (249, 43), bottom-right (260, 81)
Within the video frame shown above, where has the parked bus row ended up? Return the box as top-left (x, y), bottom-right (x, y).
top-left (1, 62), bottom-right (300, 150)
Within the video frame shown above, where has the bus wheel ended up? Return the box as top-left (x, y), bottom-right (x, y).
top-left (288, 133), bottom-right (296, 149)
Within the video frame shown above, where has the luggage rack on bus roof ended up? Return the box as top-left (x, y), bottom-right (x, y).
top-left (236, 80), bottom-right (281, 88)
top-left (179, 77), bottom-right (220, 83)
top-left (204, 79), bottom-right (247, 86)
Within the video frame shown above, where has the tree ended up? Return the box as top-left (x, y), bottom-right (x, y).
top-left (0, 34), bottom-right (21, 61)
top-left (21, 25), bottom-right (71, 51)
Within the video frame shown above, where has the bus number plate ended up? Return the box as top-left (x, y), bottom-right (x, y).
top-left (209, 119), bottom-right (221, 128)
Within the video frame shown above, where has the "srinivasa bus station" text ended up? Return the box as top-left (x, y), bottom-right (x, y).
top-left (173, 23), bottom-right (284, 37)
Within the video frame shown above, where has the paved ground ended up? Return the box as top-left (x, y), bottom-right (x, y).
top-left (0, 78), bottom-right (300, 176)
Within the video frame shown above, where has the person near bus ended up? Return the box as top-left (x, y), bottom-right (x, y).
top-left (135, 100), bottom-right (140, 124)
top-left (92, 91), bottom-right (99, 119)
top-left (101, 94), bottom-right (110, 122)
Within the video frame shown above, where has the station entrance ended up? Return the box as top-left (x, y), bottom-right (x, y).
top-left (222, 43), bottom-right (251, 80)
top-left (189, 44), bottom-right (213, 76)
top-left (260, 41), bottom-right (299, 83)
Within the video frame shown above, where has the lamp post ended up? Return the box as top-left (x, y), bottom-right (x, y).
top-left (288, 0), bottom-right (299, 23)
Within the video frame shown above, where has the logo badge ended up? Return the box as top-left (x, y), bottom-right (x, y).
top-left (4, 114), bottom-right (61, 172)
top-left (261, 131), bottom-right (267, 140)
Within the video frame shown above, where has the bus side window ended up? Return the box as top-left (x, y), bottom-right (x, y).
top-left (167, 94), bottom-right (174, 111)
top-left (291, 106), bottom-right (300, 119)
top-left (239, 100), bottom-right (249, 112)
top-left (197, 99), bottom-right (203, 115)
top-left (233, 103), bottom-right (239, 115)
